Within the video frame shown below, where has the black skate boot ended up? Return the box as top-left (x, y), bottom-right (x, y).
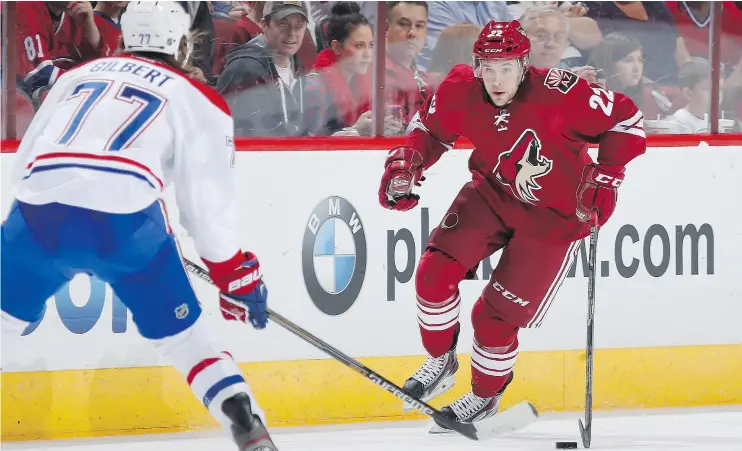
top-left (402, 324), bottom-right (460, 412)
top-left (221, 393), bottom-right (279, 451)
top-left (430, 371), bottom-right (514, 433)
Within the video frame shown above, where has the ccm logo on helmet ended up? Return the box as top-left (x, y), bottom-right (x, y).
top-left (484, 48), bottom-right (504, 53)
top-left (228, 268), bottom-right (262, 292)
top-left (595, 174), bottom-right (622, 187)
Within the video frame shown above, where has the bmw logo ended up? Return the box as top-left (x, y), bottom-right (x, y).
top-left (302, 196), bottom-right (367, 316)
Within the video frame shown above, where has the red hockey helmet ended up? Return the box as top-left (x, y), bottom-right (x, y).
top-left (472, 20), bottom-right (531, 77)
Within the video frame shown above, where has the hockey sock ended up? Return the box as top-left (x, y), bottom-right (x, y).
top-left (470, 297), bottom-right (519, 398)
top-left (415, 250), bottom-right (468, 357)
top-left (417, 291), bottom-right (462, 357)
top-left (151, 317), bottom-right (266, 429)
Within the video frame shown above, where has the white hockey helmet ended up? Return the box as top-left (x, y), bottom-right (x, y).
top-left (120, 1), bottom-right (198, 57)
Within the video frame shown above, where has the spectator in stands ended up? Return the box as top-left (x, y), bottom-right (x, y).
top-left (671, 1), bottom-right (742, 121)
top-left (384, 1), bottom-right (435, 129)
top-left (217, 1), bottom-right (308, 137)
top-left (665, 1), bottom-right (742, 120)
top-left (427, 23), bottom-right (482, 83)
top-left (520, 5), bottom-right (571, 70)
top-left (212, 1), bottom-right (251, 19)
top-left (16, 1), bottom-right (104, 96)
top-left (665, 1), bottom-right (742, 68)
top-left (222, 1), bottom-right (317, 74)
top-left (665, 58), bottom-right (726, 133)
top-left (583, 1), bottom-right (691, 84)
top-left (416, 1), bottom-right (513, 71)
top-left (303, 2), bottom-right (376, 136)
top-left (520, 4), bottom-right (602, 70)
top-left (311, 1), bottom-right (379, 50)
top-left (588, 32), bottom-right (684, 121)
top-left (93, 1), bottom-right (128, 57)
top-left (229, 2), bottom-right (265, 47)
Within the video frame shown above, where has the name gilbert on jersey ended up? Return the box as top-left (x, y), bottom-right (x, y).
top-left (89, 59), bottom-right (175, 87)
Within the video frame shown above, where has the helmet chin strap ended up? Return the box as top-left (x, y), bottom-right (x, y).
top-left (517, 56), bottom-right (530, 84)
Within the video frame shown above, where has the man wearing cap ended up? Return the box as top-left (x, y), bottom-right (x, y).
top-left (217, 1), bottom-right (308, 137)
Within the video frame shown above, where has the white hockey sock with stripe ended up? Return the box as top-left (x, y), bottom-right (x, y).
top-left (151, 317), bottom-right (266, 429)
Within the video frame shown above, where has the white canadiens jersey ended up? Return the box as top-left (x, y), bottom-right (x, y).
top-left (11, 56), bottom-right (240, 263)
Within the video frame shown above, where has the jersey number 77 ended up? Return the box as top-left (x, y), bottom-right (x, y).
top-left (56, 79), bottom-right (167, 151)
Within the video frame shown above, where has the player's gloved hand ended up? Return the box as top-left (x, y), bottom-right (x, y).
top-left (203, 251), bottom-right (268, 330)
top-left (576, 163), bottom-right (625, 226)
top-left (378, 146), bottom-right (424, 211)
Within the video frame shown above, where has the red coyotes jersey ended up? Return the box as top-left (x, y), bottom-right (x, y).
top-left (407, 64), bottom-right (646, 242)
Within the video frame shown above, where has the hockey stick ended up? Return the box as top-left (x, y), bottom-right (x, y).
top-left (578, 212), bottom-right (599, 449)
top-left (182, 257), bottom-right (479, 441)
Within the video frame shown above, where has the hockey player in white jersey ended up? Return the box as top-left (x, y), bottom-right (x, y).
top-left (0, 3), bottom-right (279, 450)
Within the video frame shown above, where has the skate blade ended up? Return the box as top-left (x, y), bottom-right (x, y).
top-left (403, 374), bottom-right (456, 413)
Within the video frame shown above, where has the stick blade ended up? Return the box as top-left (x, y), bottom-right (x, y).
top-left (428, 401), bottom-right (539, 440)
top-left (474, 401), bottom-right (539, 440)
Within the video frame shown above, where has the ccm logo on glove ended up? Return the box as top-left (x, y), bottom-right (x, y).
top-left (594, 173), bottom-right (622, 187)
top-left (576, 163), bottom-right (625, 226)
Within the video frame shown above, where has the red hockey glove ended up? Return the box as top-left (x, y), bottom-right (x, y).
top-left (576, 163), bottom-right (625, 226)
top-left (378, 146), bottom-right (424, 211)
top-left (203, 251), bottom-right (268, 330)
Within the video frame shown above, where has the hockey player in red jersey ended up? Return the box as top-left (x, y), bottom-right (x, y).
top-left (16, 2), bottom-right (104, 93)
top-left (377, 20), bottom-right (646, 430)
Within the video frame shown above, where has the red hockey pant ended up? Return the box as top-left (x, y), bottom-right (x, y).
top-left (415, 183), bottom-right (579, 397)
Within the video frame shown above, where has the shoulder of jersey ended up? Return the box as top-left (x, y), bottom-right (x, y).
top-left (440, 64), bottom-right (482, 100)
top-left (445, 64), bottom-right (477, 84)
top-left (81, 55), bottom-right (231, 116)
top-left (182, 74), bottom-right (231, 117)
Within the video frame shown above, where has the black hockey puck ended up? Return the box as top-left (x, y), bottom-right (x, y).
top-left (556, 442), bottom-right (578, 449)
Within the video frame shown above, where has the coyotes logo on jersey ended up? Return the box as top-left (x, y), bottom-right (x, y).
top-left (492, 129), bottom-right (552, 205)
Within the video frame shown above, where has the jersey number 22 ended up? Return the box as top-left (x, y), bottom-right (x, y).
top-left (56, 80), bottom-right (166, 151)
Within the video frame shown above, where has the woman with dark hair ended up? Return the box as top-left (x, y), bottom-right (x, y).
top-left (588, 32), bottom-right (684, 120)
top-left (304, 2), bottom-right (403, 136)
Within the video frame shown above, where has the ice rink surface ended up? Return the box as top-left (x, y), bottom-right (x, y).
top-left (5, 406), bottom-right (742, 451)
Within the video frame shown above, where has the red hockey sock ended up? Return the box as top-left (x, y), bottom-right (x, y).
top-left (415, 250), bottom-right (468, 357)
top-left (470, 296), bottom-right (519, 397)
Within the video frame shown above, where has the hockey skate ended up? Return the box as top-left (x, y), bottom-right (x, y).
top-left (222, 393), bottom-right (279, 451)
top-left (402, 325), bottom-right (460, 412)
top-left (429, 371), bottom-right (514, 434)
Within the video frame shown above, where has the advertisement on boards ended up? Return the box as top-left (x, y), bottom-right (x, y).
top-left (1, 146), bottom-right (739, 373)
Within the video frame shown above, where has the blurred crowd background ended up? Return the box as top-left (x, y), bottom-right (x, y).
top-left (2, 1), bottom-right (741, 139)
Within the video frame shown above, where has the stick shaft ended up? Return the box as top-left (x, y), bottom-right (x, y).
top-left (181, 257), bottom-right (478, 441)
top-left (580, 215), bottom-right (600, 448)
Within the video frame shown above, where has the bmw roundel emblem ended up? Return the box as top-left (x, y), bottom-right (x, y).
top-left (302, 196), bottom-right (367, 316)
